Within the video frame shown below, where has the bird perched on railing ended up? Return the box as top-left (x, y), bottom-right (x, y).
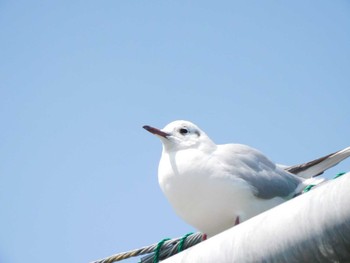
top-left (143, 120), bottom-right (350, 237)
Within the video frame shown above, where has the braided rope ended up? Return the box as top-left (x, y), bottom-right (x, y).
top-left (303, 172), bottom-right (346, 193)
top-left (91, 232), bottom-right (205, 263)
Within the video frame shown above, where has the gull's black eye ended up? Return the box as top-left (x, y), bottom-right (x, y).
top-left (179, 128), bottom-right (189, 135)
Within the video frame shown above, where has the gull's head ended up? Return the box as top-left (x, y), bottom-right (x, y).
top-left (143, 120), bottom-right (216, 152)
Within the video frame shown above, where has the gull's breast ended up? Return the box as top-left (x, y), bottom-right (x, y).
top-left (157, 149), bottom-right (275, 236)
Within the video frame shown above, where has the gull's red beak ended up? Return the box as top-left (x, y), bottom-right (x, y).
top-left (143, 125), bottom-right (170, 138)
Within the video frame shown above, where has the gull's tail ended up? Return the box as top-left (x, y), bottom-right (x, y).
top-left (284, 146), bottom-right (350, 178)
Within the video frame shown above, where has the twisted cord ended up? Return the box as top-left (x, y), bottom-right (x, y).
top-left (91, 232), bottom-right (204, 263)
top-left (303, 171), bottom-right (346, 193)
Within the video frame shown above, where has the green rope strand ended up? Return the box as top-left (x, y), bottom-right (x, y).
top-left (303, 172), bottom-right (347, 193)
top-left (334, 172), bottom-right (346, 179)
top-left (303, 184), bottom-right (316, 193)
top-left (177, 232), bottom-right (193, 253)
top-left (153, 238), bottom-right (170, 263)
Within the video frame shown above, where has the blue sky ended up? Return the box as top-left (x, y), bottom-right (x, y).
top-left (1, 1), bottom-right (350, 262)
